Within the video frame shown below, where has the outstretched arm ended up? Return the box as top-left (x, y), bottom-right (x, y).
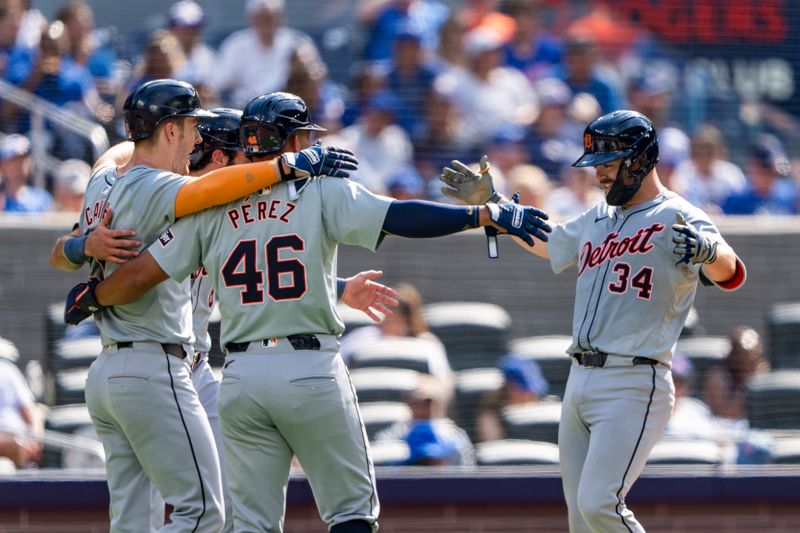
top-left (439, 156), bottom-right (551, 258)
top-left (672, 214), bottom-right (746, 290)
top-left (174, 145), bottom-right (358, 218)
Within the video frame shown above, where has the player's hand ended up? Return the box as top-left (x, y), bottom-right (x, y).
top-left (278, 145), bottom-right (358, 181)
top-left (341, 270), bottom-right (399, 323)
top-left (84, 208), bottom-right (141, 265)
top-left (440, 155), bottom-right (500, 205)
top-left (64, 278), bottom-right (104, 325)
top-left (487, 193), bottom-right (551, 247)
top-left (672, 213), bottom-right (718, 265)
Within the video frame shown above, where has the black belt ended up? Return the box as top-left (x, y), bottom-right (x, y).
top-left (115, 342), bottom-right (198, 367)
top-left (572, 350), bottom-right (659, 368)
top-left (226, 334), bottom-right (321, 353)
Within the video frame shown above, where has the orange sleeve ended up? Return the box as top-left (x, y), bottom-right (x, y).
top-left (174, 159), bottom-right (283, 218)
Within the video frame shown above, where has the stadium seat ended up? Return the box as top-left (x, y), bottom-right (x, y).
top-left (679, 305), bottom-right (702, 338)
top-left (348, 336), bottom-right (445, 375)
top-left (423, 302), bottom-right (511, 371)
top-left (53, 336), bottom-right (102, 370)
top-left (359, 401), bottom-right (412, 441)
top-left (647, 439), bottom-right (724, 464)
top-left (53, 367), bottom-right (90, 405)
top-left (771, 437), bottom-right (800, 464)
top-left (675, 335), bottom-right (730, 378)
top-left (766, 302), bottom-right (800, 369)
top-left (453, 367), bottom-right (504, 441)
top-left (509, 335), bottom-right (572, 399)
top-left (747, 370), bottom-right (800, 429)
top-left (476, 439), bottom-right (560, 466)
top-left (369, 440), bottom-right (410, 466)
top-left (349, 368), bottom-right (420, 404)
top-left (501, 401), bottom-right (562, 444)
top-left (45, 403), bottom-right (93, 434)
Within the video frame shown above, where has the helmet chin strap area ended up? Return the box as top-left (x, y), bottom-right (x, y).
top-left (605, 158), bottom-right (644, 206)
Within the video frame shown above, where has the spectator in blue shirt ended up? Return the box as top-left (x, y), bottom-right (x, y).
top-left (0, 2), bottom-right (23, 78)
top-left (722, 138), bottom-right (797, 215)
top-left (387, 26), bottom-right (438, 136)
top-left (502, 0), bottom-right (563, 81)
top-left (359, 0), bottom-right (449, 63)
top-left (0, 134), bottom-right (52, 213)
top-left (557, 35), bottom-right (625, 115)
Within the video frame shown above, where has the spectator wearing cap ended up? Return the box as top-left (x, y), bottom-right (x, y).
top-left (548, 165), bottom-right (603, 220)
top-left (556, 34), bottom-right (625, 115)
top-left (0, 134), bottom-right (51, 213)
top-left (721, 136), bottom-right (797, 215)
top-left (56, 1), bottom-right (120, 97)
top-left (208, 0), bottom-right (321, 108)
top-left (476, 354), bottom-right (549, 442)
top-left (459, 0), bottom-right (516, 44)
top-left (484, 126), bottom-right (526, 179)
top-left (0, 336), bottom-right (42, 469)
top-left (671, 125), bottom-right (746, 212)
top-left (284, 39), bottom-right (346, 132)
top-left (323, 90), bottom-right (412, 194)
top-left (375, 374), bottom-right (474, 466)
top-left (524, 77), bottom-right (582, 178)
top-left (434, 26), bottom-right (537, 148)
top-left (124, 29), bottom-right (185, 96)
top-left (502, 0), bottom-right (563, 81)
top-left (387, 25), bottom-right (439, 137)
top-left (52, 158), bottom-right (90, 212)
top-left (358, 0), bottom-right (450, 63)
top-left (341, 61), bottom-right (389, 128)
top-left (627, 69), bottom-right (677, 130)
top-left (168, 0), bottom-right (216, 92)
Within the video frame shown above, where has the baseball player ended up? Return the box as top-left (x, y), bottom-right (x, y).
top-left (64, 91), bottom-right (552, 533)
top-left (440, 110), bottom-right (746, 533)
top-left (59, 79), bottom-right (359, 533)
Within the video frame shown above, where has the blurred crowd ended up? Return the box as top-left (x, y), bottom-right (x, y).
top-left (1, 0), bottom-right (799, 215)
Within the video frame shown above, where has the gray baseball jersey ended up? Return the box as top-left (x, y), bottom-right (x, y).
top-left (79, 164), bottom-right (194, 346)
top-left (149, 178), bottom-right (392, 348)
top-left (548, 191), bottom-right (730, 366)
top-left (190, 269), bottom-right (215, 355)
top-left (79, 164), bottom-right (223, 531)
top-left (549, 190), bottom-right (741, 533)
top-left (148, 177), bottom-right (391, 531)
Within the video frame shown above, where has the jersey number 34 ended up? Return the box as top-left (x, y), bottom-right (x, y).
top-left (222, 235), bottom-right (307, 304)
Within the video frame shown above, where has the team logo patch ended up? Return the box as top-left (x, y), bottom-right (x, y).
top-left (261, 338), bottom-right (279, 348)
top-left (158, 229), bottom-right (174, 246)
top-left (584, 133), bottom-right (592, 150)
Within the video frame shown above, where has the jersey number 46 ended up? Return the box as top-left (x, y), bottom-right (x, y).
top-left (222, 235), bottom-right (307, 304)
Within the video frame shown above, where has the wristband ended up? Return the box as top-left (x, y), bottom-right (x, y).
top-left (64, 235), bottom-right (89, 265)
top-left (336, 278), bottom-right (347, 300)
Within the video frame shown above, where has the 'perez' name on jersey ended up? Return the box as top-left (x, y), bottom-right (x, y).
top-left (227, 198), bottom-right (297, 229)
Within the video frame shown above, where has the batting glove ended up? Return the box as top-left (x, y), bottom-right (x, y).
top-left (278, 145), bottom-right (358, 181)
top-left (64, 278), bottom-right (104, 325)
top-left (672, 213), bottom-right (718, 265)
top-left (487, 193), bottom-right (551, 247)
top-left (440, 155), bottom-right (501, 205)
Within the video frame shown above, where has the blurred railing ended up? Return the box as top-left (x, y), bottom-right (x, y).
top-left (0, 79), bottom-right (109, 188)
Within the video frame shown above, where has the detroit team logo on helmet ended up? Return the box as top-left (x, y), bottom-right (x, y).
top-left (239, 92), bottom-right (326, 157)
top-left (573, 110), bottom-right (659, 206)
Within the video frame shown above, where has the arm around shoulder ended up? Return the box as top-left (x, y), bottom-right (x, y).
top-left (48, 229), bottom-right (83, 271)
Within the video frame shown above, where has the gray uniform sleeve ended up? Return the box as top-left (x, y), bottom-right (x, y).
top-left (320, 179), bottom-right (393, 250)
top-left (134, 168), bottom-right (190, 226)
top-left (548, 208), bottom-right (595, 274)
top-left (148, 214), bottom-right (204, 282)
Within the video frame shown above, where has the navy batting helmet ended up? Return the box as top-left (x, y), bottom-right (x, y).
top-left (123, 79), bottom-right (216, 142)
top-left (573, 110), bottom-right (659, 206)
top-left (240, 92), bottom-right (325, 157)
top-left (189, 108), bottom-right (244, 171)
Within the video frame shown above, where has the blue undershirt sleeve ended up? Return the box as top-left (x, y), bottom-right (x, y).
top-left (381, 200), bottom-right (480, 238)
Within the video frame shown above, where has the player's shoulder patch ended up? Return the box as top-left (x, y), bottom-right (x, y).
top-left (158, 228), bottom-right (175, 247)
